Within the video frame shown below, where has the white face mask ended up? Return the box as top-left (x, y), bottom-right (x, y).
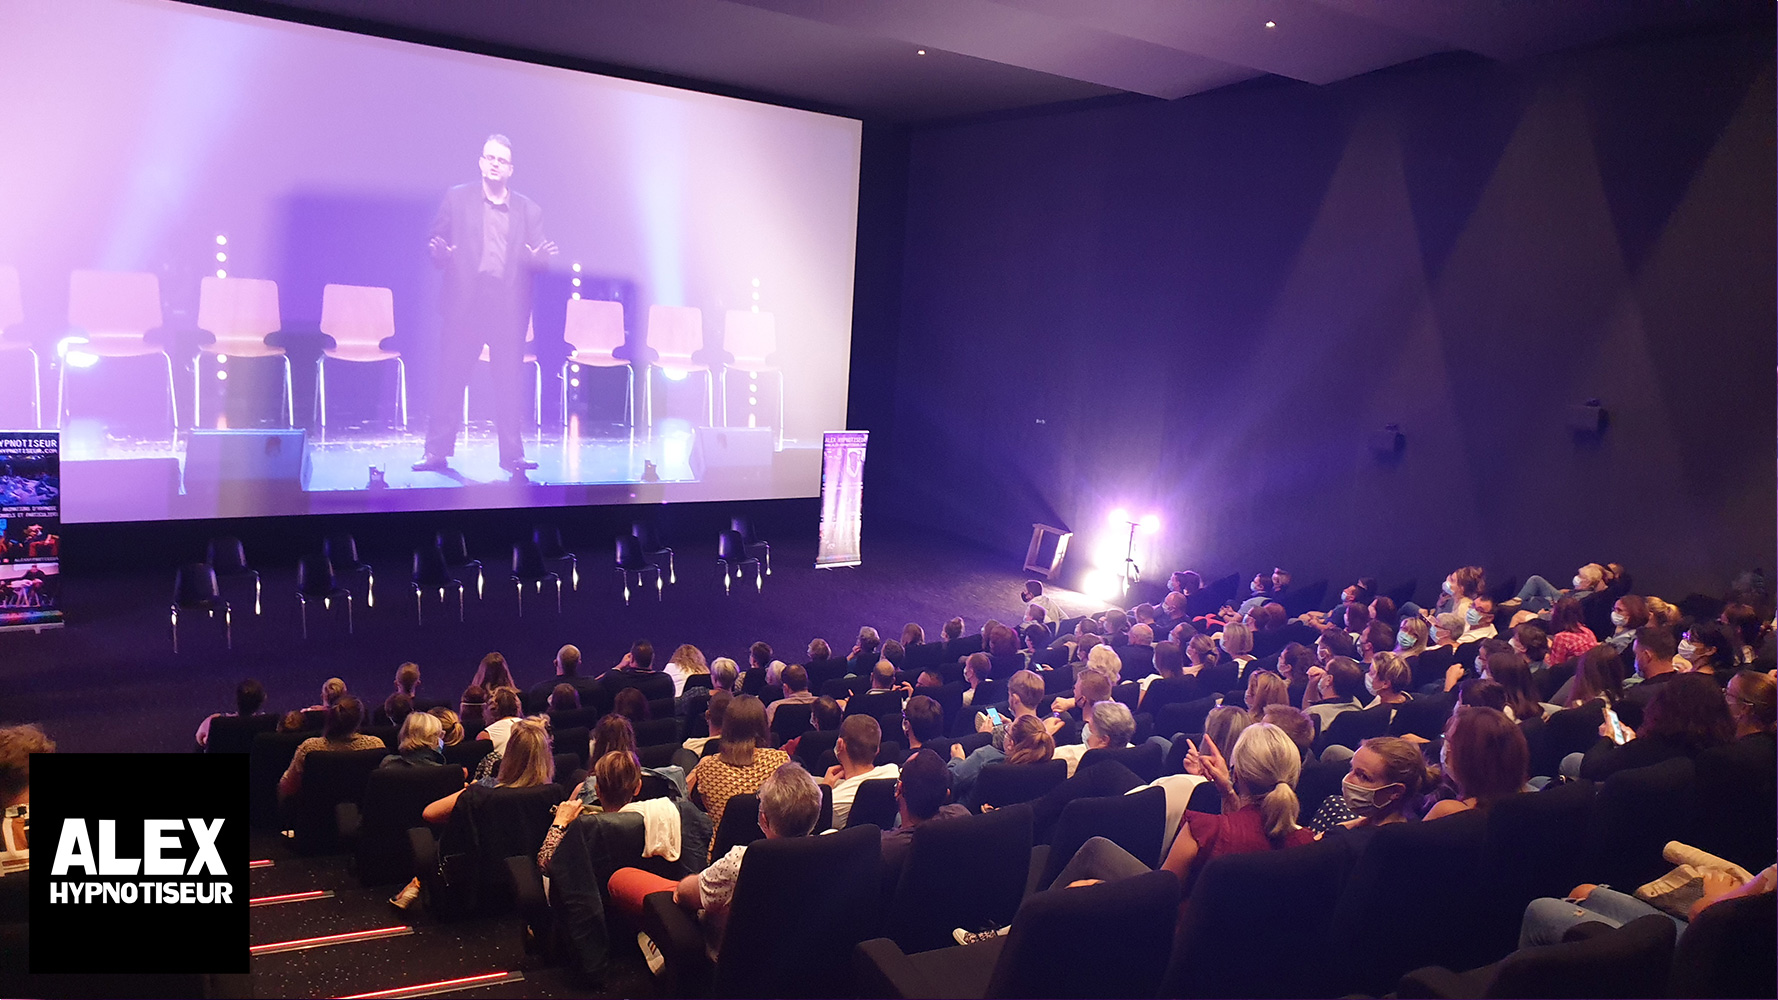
top-left (1678, 640), bottom-right (1699, 661)
top-left (1341, 778), bottom-right (1403, 817)
top-left (1610, 611), bottom-right (1628, 628)
top-left (1573, 575), bottom-right (1585, 590)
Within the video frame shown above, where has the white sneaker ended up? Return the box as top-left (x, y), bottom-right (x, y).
top-left (637, 931), bottom-right (666, 975)
top-left (952, 924), bottom-right (1009, 946)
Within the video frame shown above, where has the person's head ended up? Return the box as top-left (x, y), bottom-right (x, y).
top-left (916, 669), bottom-right (944, 689)
top-left (1271, 567), bottom-right (1291, 591)
top-left (1021, 622), bottom-right (1050, 652)
top-left (0, 724), bottom-right (54, 805)
top-left (1317, 628), bottom-right (1358, 664)
top-left (1163, 591), bottom-right (1188, 618)
top-left (1154, 641), bottom-right (1185, 679)
top-left (884, 641), bottom-right (908, 667)
top-left (398, 710), bottom-right (444, 755)
top-left (1396, 616), bottom-right (1429, 654)
top-left (613, 687), bottom-right (649, 722)
top-left (1513, 622), bottom-right (1550, 664)
top-left (1440, 707), bottom-right (1528, 807)
top-left (871, 660), bottom-right (898, 691)
top-left (1682, 622), bottom-right (1741, 673)
top-left (1456, 678), bottom-right (1508, 712)
top-left (235, 679), bottom-right (267, 716)
top-left (1325, 656), bottom-right (1366, 702)
top-left (1219, 622), bottom-right (1253, 656)
top-left (630, 640), bottom-right (655, 671)
top-left (811, 695), bottom-right (843, 731)
top-left (1550, 597), bottom-right (1587, 635)
top-left (555, 645), bottom-right (581, 677)
top-left (1361, 620), bottom-right (1396, 661)
top-left (837, 714), bottom-right (882, 770)
top-left (1262, 705), bottom-right (1314, 758)
top-left (1133, 603), bottom-right (1157, 625)
top-left (963, 652), bottom-right (990, 687)
top-left (1277, 642), bottom-right (1315, 682)
top-left (1474, 638), bottom-right (1511, 677)
top-left (942, 618), bottom-right (964, 641)
top-left (704, 689), bottom-right (733, 735)
top-left (383, 692), bottom-right (414, 727)
top-left (430, 707), bottom-right (464, 746)
top-left (757, 762), bottom-right (823, 839)
top-left (497, 720), bottom-right (554, 788)
top-left (473, 653), bottom-right (512, 692)
top-left (1074, 617), bottom-right (1104, 639)
top-left (1344, 602), bottom-right (1374, 636)
top-left (1612, 595), bottom-right (1650, 634)
top-left (1252, 603), bottom-right (1288, 632)
top-left (764, 660), bottom-right (785, 689)
top-left (781, 663), bottom-right (809, 694)
top-left (1725, 670), bottom-right (1777, 736)
top-left (711, 658), bottom-right (739, 692)
top-left (1448, 566), bottom-right (1485, 599)
top-left (1344, 736), bottom-right (1436, 821)
top-left (1204, 706), bottom-right (1252, 757)
top-left (748, 641), bottom-right (773, 672)
top-left (1485, 651), bottom-right (1540, 720)
top-left (279, 711), bottom-right (306, 733)
top-left (1640, 673), bottom-right (1735, 753)
top-left (669, 644), bottom-right (707, 678)
top-left (592, 713), bottom-right (638, 762)
top-left (1003, 714), bottom-right (1056, 765)
top-left (1073, 665), bottom-right (1113, 710)
top-left (898, 623), bottom-right (924, 649)
top-left (902, 695), bottom-right (943, 745)
top-left (858, 627), bottom-right (882, 654)
top-left (480, 133), bottom-right (514, 186)
top-left (1229, 723), bottom-right (1301, 838)
top-left (320, 677), bottom-right (348, 707)
top-left (593, 750), bottom-right (642, 811)
top-left (1178, 570), bottom-right (1203, 594)
top-left (1574, 563), bottom-right (1606, 592)
top-left (1468, 594), bottom-right (1496, 629)
top-left (1187, 633), bottom-right (1217, 667)
top-left (1633, 625), bottom-right (1679, 678)
top-left (1369, 595), bottom-right (1397, 627)
top-left (985, 624), bottom-right (1017, 657)
top-left (324, 695), bottom-right (364, 740)
top-left (808, 637), bottom-right (833, 661)
top-left (1368, 652), bottom-right (1413, 700)
top-left (549, 683), bottom-right (580, 712)
top-left (1644, 597), bottom-right (1681, 627)
top-left (1101, 611), bottom-right (1130, 637)
top-left (1721, 603), bottom-right (1765, 651)
top-left (1249, 573), bottom-right (1272, 596)
top-left (1433, 613), bottom-right (1465, 646)
top-left (1245, 670), bottom-right (1290, 716)
top-left (395, 662), bottom-right (421, 695)
top-left (1569, 644), bottom-right (1626, 708)
top-left (1085, 643), bottom-right (1122, 684)
top-left (1007, 670), bottom-right (1044, 715)
top-left (1022, 579), bottom-right (1045, 602)
top-left (720, 695), bottom-right (769, 765)
top-left (488, 686), bottom-right (523, 723)
top-left (1089, 700), bottom-right (1135, 749)
top-left (896, 749), bottom-right (950, 822)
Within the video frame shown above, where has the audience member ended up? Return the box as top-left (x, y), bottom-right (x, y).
top-left (880, 749), bottom-right (968, 873)
top-left (1022, 578), bottom-right (1061, 625)
top-left (430, 707), bottom-right (465, 747)
top-left (195, 678), bottom-right (268, 748)
top-left (1681, 621), bottom-right (1741, 683)
top-left (686, 695), bottom-right (789, 858)
top-left (1425, 707), bottom-right (1528, 820)
top-left (280, 696), bottom-right (385, 799)
top-left (306, 676), bottom-right (349, 711)
top-left (710, 658), bottom-right (739, 694)
top-left (1576, 672), bottom-right (1735, 781)
top-left (547, 684), bottom-right (581, 713)
top-left (381, 692), bottom-right (415, 728)
top-left (1245, 670), bottom-right (1291, 718)
top-left (0, 723), bottom-right (54, 875)
top-left (1163, 723), bottom-right (1312, 892)
top-left (824, 715), bottom-right (901, 828)
top-left (613, 687), bottom-right (650, 723)
top-left (528, 645), bottom-right (598, 709)
top-left (1546, 597), bottom-right (1600, 666)
top-left (900, 695), bottom-right (944, 755)
top-left (459, 685), bottom-right (487, 728)
top-left (1601, 595), bottom-right (1650, 652)
top-left (470, 653), bottom-right (516, 697)
top-left (382, 711), bottom-right (447, 768)
top-left (663, 643), bottom-right (708, 698)
top-left (682, 690), bottom-right (732, 755)
top-left (479, 687), bottom-right (525, 753)
top-left (765, 663), bottom-right (816, 731)
top-left (1306, 735), bottom-right (1436, 834)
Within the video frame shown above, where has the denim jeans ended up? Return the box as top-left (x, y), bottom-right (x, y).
top-left (1515, 575), bottom-right (1564, 613)
top-left (1519, 888), bottom-right (1685, 948)
top-left (1048, 836), bottom-right (1152, 891)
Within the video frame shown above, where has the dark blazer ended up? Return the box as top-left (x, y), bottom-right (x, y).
top-left (430, 182), bottom-right (548, 340)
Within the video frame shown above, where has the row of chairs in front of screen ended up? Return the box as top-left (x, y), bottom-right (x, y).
top-left (0, 265), bottom-right (785, 443)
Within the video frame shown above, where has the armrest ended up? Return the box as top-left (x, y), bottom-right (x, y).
top-left (642, 889), bottom-right (710, 997)
top-left (407, 827), bottom-right (438, 879)
top-left (505, 854), bottom-right (548, 922)
top-left (336, 802), bottom-right (362, 843)
top-left (1396, 962), bottom-right (1486, 999)
top-left (853, 937), bottom-right (935, 1000)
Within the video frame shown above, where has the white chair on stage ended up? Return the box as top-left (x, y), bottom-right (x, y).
top-left (195, 276), bottom-right (293, 427)
top-left (644, 304), bottom-right (712, 431)
top-left (317, 283), bottom-right (406, 430)
top-left (721, 309), bottom-right (783, 451)
top-left (562, 298), bottom-right (632, 432)
top-left (0, 265), bottom-right (41, 428)
top-left (61, 269), bottom-right (177, 435)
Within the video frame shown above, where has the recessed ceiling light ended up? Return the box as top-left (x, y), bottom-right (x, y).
top-left (1264, 20), bottom-right (1276, 29)
top-left (916, 48), bottom-right (927, 55)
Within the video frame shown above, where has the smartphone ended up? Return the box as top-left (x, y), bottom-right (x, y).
top-left (985, 707), bottom-right (1003, 726)
top-left (1603, 705), bottom-right (1628, 745)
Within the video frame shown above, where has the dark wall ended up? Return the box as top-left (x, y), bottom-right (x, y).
top-left (877, 27), bottom-right (1776, 602)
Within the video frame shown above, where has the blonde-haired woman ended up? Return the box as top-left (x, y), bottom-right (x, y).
top-left (664, 643), bottom-right (708, 698)
top-left (1165, 722), bottom-right (1313, 890)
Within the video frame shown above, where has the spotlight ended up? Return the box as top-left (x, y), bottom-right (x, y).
top-left (751, 278), bottom-right (760, 287)
top-left (569, 378), bottom-right (580, 388)
top-left (748, 396), bottom-right (757, 406)
top-left (751, 291), bottom-right (760, 300)
top-left (916, 48), bottom-right (927, 55)
top-left (1140, 513), bottom-right (1161, 534)
top-left (1264, 20), bottom-right (1276, 29)
top-left (1107, 507), bottom-right (1129, 527)
top-left (216, 370), bottom-right (227, 381)
top-left (215, 235), bottom-right (228, 246)
top-left (215, 269), bottom-right (227, 279)
top-left (570, 364), bottom-right (581, 373)
top-left (1083, 569), bottom-right (1119, 602)
top-left (571, 262), bottom-right (582, 273)
top-left (571, 292), bottom-right (581, 300)
top-left (215, 354), bottom-right (228, 364)
top-left (571, 277), bottom-right (581, 287)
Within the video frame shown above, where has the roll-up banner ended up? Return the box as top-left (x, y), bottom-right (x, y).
top-left (817, 431), bottom-right (867, 568)
top-left (0, 430), bottom-right (62, 632)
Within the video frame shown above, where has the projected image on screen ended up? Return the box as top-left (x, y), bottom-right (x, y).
top-left (0, 0), bottom-right (861, 522)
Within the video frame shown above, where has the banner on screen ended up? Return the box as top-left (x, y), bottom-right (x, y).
top-left (817, 431), bottom-right (867, 568)
top-left (0, 430), bottom-right (63, 631)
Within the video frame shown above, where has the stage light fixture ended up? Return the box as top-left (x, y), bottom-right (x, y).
top-left (571, 262), bottom-right (582, 273)
top-left (748, 396), bottom-right (757, 405)
top-left (1108, 507), bottom-right (1129, 526)
top-left (1265, 20), bottom-right (1276, 28)
top-left (216, 354), bottom-right (228, 364)
top-left (216, 370), bottom-right (227, 380)
top-left (1140, 513), bottom-right (1161, 534)
top-left (751, 291), bottom-right (760, 300)
top-left (570, 364), bottom-right (581, 373)
top-left (569, 378), bottom-right (580, 388)
top-left (917, 49), bottom-right (927, 55)
top-left (215, 235), bottom-right (227, 246)
top-left (571, 292), bottom-right (581, 300)
top-left (751, 278), bottom-right (760, 287)
top-left (571, 277), bottom-right (581, 287)
top-left (215, 269), bottom-right (227, 279)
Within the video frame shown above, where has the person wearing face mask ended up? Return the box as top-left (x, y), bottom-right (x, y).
top-left (1364, 652), bottom-right (1414, 712)
top-left (1462, 594), bottom-right (1499, 642)
top-left (1304, 656), bottom-right (1366, 738)
top-left (1425, 706), bottom-right (1530, 821)
top-left (1020, 579), bottom-right (1061, 626)
top-left (1412, 614), bottom-right (1466, 692)
top-left (1574, 673), bottom-right (1735, 782)
top-left (1512, 563), bottom-right (1609, 613)
top-left (1432, 567), bottom-right (1485, 620)
top-left (1601, 595), bottom-right (1650, 652)
top-left (1446, 638), bottom-right (1511, 694)
top-left (1679, 622), bottom-right (1741, 686)
top-left (1305, 736), bottom-right (1436, 835)
top-left (1618, 625), bottom-right (1679, 730)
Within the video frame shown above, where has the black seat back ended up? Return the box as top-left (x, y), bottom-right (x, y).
top-left (1039, 785), bottom-right (1166, 888)
top-left (717, 529), bottom-right (749, 563)
top-left (1077, 742), bottom-right (1164, 784)
top-left (206, 536), bottom-right (249, 574)
top-left (614, 534), bottom-right (650, 570)
top-left (976, 759), bottom-right (1068, 808)
top-left (292, 746), bottom-right (389, 853)
top-left (533, 524), bottom-right (567, 558)
top-left (206, 714), bottom-right (275, 754)
top-left (296, 554), bottom-right (338, 596)
top-left (846, 778), bottom-right (899, 830)
top-left (174, 563), bottom-right (220, 607)
top-left (1318, 703), bottom-right (1392, 753)
top-left (711, 792), bottom-right (763, 859)
top-left (248, 730), bottom-right (308, 828)
top-left (412, 545), bottom-right (451, 587)
top-left (885, 804), bottom-right (1034, 954)
top-left (1693, 739), bottom-right (1777, 871)
top-left (512, 541), bottom-right (549, 579)
top-left (437, 529), bottom-right (475, 566)
top-left (987, 868), bottom-right (1179, 999)
top-left (1668, 890), bottom-right (1777, 999)
top-left (355, 763), bottom-right (465, 885)
top-left (323, 533), bottom-right (362, 568)
top-left (770, 702), bottom-right (816, 746)
top-left (1586, 756), bottom-right (1697, 888)
top-left (715, 824), bottom-right (882, 998)
top-left (1156, 695), bottom-right (1218, 740)
top-left (632, 716), bottom-right (679, 747)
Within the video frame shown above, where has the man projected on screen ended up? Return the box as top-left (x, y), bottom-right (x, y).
top-left (412, 134), bottom-right (558, 474)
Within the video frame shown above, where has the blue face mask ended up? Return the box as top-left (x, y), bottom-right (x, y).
top-left (1442, 580), bottom-right (1455, 596)
top-left (1465, 608), bottom-right (1482, 627)
top-left (1364, 674), bottom-right (1377, 696)
top-left (1395, 630), bottom-right (1411, 649)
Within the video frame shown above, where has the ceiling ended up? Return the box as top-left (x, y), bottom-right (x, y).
top-left (239, 0), bottom-right (1766, 122)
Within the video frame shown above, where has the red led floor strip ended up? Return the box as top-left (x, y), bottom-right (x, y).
top-left (250, 924), bottom-right (412, 956)
top-left (336, 971), bottom-right (523, 999)
top-left (249, 889), bottom-right (332, 907)
top-left (249, 859), bottom-right (274, 868)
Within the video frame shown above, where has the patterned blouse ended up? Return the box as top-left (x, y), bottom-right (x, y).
top-left (1549, 626), bottom-right (1600, 667)
top-left (689, 747), bottom-right (791, 860)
